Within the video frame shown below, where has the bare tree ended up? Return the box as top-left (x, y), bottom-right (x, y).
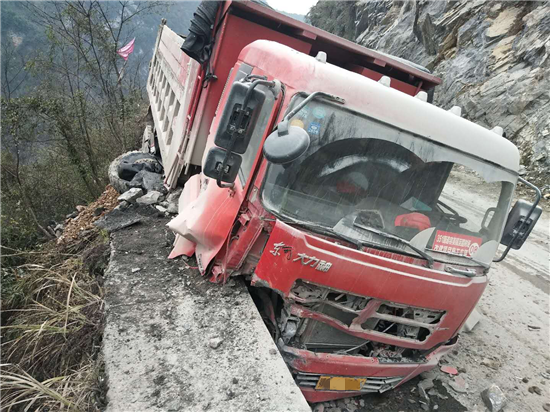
top-left (1, 1), bottom-right (163, 248)
top-left (1, 36), bottom-right (31, 100)
top-left (15, 1), bottom-right (162, 197)
top-left (1, 98), bottom-right (54, 240)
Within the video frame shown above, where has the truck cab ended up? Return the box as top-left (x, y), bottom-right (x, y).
top-left (147, 1), bottom-right (541, 403)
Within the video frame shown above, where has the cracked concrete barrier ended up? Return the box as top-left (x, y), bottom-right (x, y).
top-left (102, 207), bottom-right (310, 412)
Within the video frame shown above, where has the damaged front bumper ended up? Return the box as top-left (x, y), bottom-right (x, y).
top-left (281, 340), bottom-right (457, 403)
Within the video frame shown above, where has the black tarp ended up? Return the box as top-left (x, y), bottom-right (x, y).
top-left (181, 1), bottom-right (222, 64)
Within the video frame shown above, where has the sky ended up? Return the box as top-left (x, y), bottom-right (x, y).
top-left (268, 0), bottom-right (318, 15)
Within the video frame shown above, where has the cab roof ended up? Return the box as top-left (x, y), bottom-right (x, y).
top-left (239, 40), bottom-right (520, 174)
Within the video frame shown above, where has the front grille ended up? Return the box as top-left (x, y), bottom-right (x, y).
top-left (289, 280), bottom-right (446, 346)
top-left (294, 372), bottom-right (404, 393)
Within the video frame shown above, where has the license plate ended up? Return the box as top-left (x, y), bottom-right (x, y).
top-left (316, 376), bottom-right (366, 391)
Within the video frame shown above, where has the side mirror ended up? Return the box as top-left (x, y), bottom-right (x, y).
top-left (263, 121), bottom-right (310, 164)
top-left (501, 200), bottom-right (542, 250)
top-left (214, 82), bottom-right (266, 154)
top-left (203, 147), bottom-right (242, 184)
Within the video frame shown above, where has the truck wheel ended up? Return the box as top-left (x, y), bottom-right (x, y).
top-left (108, 151), bottom-right (163, 194)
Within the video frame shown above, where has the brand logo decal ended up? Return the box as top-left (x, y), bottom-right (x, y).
top-left (270, 242), bottom-right (332, 272)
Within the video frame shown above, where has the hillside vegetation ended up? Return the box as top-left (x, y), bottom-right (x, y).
top-left (1, 1), bottom-right (197, 253)
top-left (1, 2), bottom-right (197, 410)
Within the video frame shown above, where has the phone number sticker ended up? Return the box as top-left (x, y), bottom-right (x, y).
top-left (432, 230), bottom-right (482, 257)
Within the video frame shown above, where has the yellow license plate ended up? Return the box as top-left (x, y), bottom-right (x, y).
top-left (316, 376), bottom-right (366, 391)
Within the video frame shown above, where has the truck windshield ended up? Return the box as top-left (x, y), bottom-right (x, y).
top-left (261, 97), bottom-right (516, 265)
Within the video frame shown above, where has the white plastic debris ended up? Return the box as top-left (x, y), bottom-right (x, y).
top-left (118, 188), bottom-right (144, 203)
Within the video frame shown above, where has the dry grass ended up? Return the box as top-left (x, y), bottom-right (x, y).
top-left (1, 365), bottom-right (78, 411)
top-left (1, 228), bottom-right (108, 411)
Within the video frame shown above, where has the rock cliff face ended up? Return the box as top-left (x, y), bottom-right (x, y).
top-left (308, 1), bottom-right (550, 190)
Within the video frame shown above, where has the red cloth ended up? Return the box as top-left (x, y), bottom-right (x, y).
top-left (117, 38), bottom-right (135, 61)
top-left (336, 180), bottom-right (359, 193)
top-left (395, 212), bottom-right (431, 231)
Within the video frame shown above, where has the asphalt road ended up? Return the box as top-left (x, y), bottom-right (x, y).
top-left (438, 180), bottom-right (550, 412)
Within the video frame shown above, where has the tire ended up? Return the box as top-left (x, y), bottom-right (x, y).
top-left (108, 151), bottom-right (163, 194)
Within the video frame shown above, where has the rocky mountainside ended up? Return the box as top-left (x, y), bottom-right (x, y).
top-left (308, 1), bottom-right (550, 192)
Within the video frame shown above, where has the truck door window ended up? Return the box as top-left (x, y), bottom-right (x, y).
top-left (261, 98), bottom-right (515, 265)
top-left (238, 85), bottom-right (276, 186)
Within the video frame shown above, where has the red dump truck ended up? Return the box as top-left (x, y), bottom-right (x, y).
top-left (144, 0), bottom-right (542, 403)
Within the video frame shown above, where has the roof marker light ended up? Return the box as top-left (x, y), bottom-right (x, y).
top-left (491, 126), bottom-right (504, 136)
top-left (449, 106), bottom-right (462, 116)
top-left (415, 91), bottom-right (428, 102)
top-left (315, 51), bottom-right (327, 63)
top-left (378, 76), bottom-right (391, 87)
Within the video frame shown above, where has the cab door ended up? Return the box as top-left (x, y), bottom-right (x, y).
top-left (167, 63), bottom-right (282, 277)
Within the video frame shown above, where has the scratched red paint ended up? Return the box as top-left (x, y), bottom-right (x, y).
top-left (254, 220), bottom-right (487, 352)
top-left (440, 365), bottom-right (459, 375)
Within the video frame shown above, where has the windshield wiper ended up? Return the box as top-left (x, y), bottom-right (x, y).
top-left (274, 216), bottom-right (434, 267)
top-left (279, 217), bottom-right (372, 251)
top-left (296, 222), bottom-right (364, 249)
top-left (353, 222), bottom-right (434, 268)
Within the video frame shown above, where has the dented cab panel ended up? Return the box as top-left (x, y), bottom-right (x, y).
top-left (254, 220), bottom-right (486, 349)
top-left (252, 220), bottom-right (485, 400)
top-left (167, 60), bottom-right (281, 275)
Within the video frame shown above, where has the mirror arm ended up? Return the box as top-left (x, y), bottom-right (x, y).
top-left (216, 79), bottom-right (277, 188)
top-left (263, 91), bottom-right (343, 165)
top-left (283, 91), bottom-right (345, 122)
top-left (493, 177), bottom-right (541, 262)
top-left (278, 120), bottom-right (290, 136)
